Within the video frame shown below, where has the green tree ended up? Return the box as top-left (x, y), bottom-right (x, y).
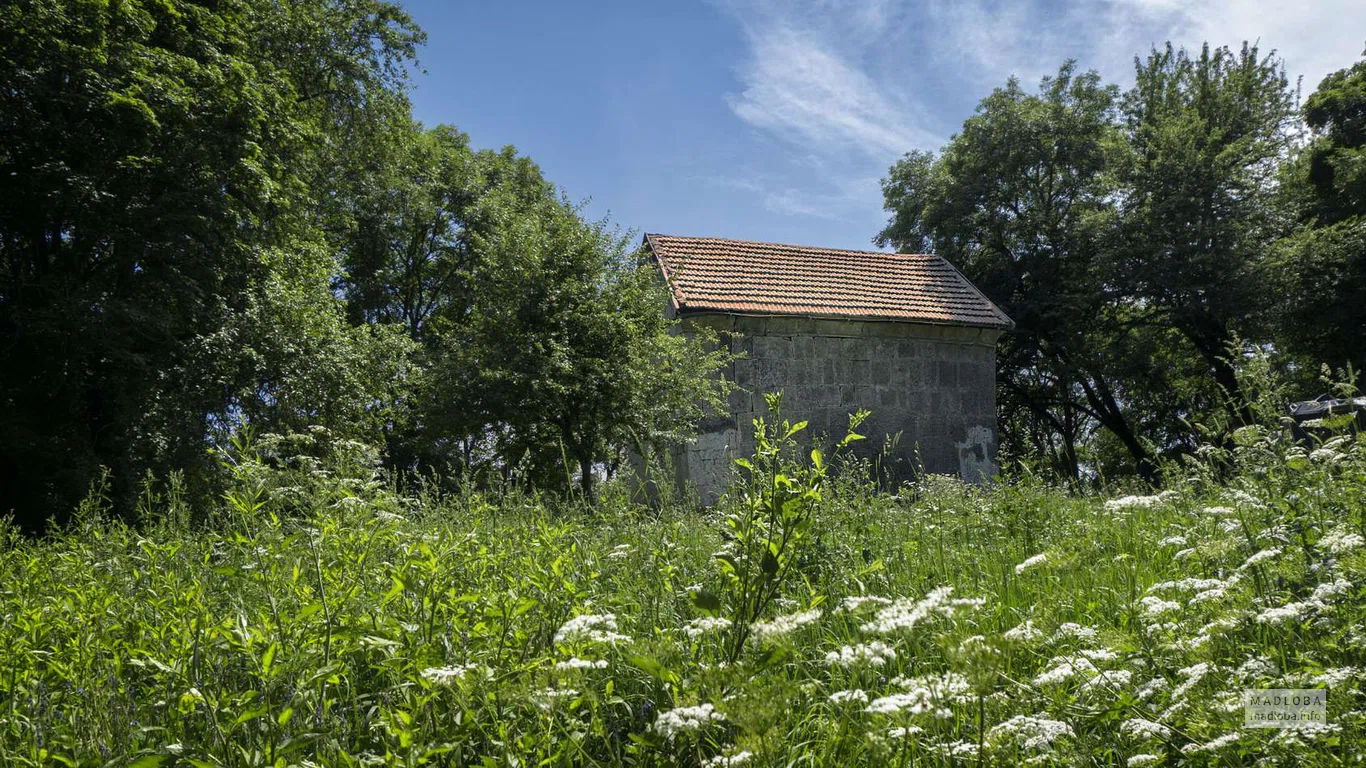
top-left (1115, 43), bottom-right (1298, 423)
top-left (879, 65), bottom-right (1159, 480)
top-left (430, 196), bottom-right (734, 496)
top-left (0, 0), bottom-right (422, 529)
top-left (1272, 48), bottom-right (1366, 374)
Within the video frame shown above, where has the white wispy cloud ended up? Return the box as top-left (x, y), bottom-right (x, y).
top-left (713, 0), bottom-right (1365, 228)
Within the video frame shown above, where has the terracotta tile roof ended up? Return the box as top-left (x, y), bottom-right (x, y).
top-left (644, 234), bottom-right (1014, 330)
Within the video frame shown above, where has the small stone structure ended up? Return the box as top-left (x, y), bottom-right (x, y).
top-left (644, 234), bottom-right (1013, 502)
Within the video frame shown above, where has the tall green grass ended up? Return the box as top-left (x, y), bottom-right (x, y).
top-left (0, 417), bottom-right (1362, 766)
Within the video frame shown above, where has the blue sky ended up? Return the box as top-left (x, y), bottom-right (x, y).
top-left (404, 0), bottom-right (1365, 251)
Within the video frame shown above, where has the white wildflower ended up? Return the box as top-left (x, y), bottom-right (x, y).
top-left (1181, 732), bottom-right (1240, 754)
top-left (1139, 596), bottom-right (1182, 617)
top-left (554, 657), bottom-right (608, 671)
top-left (1310, 447), bottom-right (1340, 463)
top-left (1171, 663), bottom-right (1210, 700)
top-left (1321, 528), bottom-right (1364, 555)
top-left (1081, 669), bottom-right (1132, 691)
top-left (1308, 667), bottom-right (1359, 688)
top-left (1234, 656), bottom-right (1277, 682)
top-left (1127, 755), bottom-right (1161, 766)
top-left (1203, 505), bottom-right (1236, 517)
top-left (683, 617), bottom-right (733, 639)
top-left (861, 587), bottom-right (984, 634)
top-left (533, 687), bottom-right (580, 708)
top-left (420, 664), bottom-right (484, 685)
top-left (1158, 535), bottom-right (1187, 547)
top-left (828, 689), bottom-right (869, 705)
top-left (607, 544), bottom-right (631, 559)
top-left (1173, 547), bottom-right (1198, 561)
top-left (887, 726), bottom-right (925, 739)
top-left (1121, 718), bottom-right (1172, 740)
top-left (1053, 622), bottom-right (1099, 643)
top-left (555, 613), bottom-right (630, 645)
top-left (989, 715), bottom-right (1076, 751)
top-left (1015, 553), bottom-right (1047, 575)
top-left (826, 641), bottom-right (897, 668)
top-left (1189, 587), bottom-right (1227, 605)
top-left (1034, 656), bottom-right (1098, 686)
top-left (1311, 578), bottom-right (1352, 603)
top-left (703, 751), bottom-right (752, 767)
top-left (1135, 676), bottom-right (1168, 701)
top-left (866, 691), bottom-right (934, 716)
top-left (653, 703), bottom-right (725, 740)
top-left (891, 672), bottom-right (972, 705)
top-left (1256, 601), bottom-right (1313, 625)
top-left (1005, 619), bottom-right (1043, 642)
top-left (1239, 547), bottom-right (1282, 570)
top-left (749, 609), bottom-right (822, 643)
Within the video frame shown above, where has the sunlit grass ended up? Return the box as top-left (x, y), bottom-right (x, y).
top-left (0, 423), bottom-right (1362, 766)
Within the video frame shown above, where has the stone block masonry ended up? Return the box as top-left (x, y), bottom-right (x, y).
top-left (675, 313), bottom-right (1002, 502)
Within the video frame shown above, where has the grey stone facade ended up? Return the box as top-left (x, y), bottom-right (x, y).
top-left (671, 313), bottom-right (1003, 502)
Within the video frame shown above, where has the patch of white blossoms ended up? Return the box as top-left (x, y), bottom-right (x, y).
top-left (825, 641), bottom-right (897, 668)
top-left (553, 657), bottom-right (607, 671)
top-left (989, 715), bottom-right (1075, 751)
top-left (749, 609), bottom-right (822, 643)
top-left (828, 689), bottom-right (869, 705)
top-left (861, 586), bottom-right (984, 634)
top-left (683, 617), bottom-right (732, 639)
top-left (420, 664), bottom-right (485, 685)
top-left (1121, 718), bottom-right (1172, 740)
top-left (1104, 490), bottom-right (1176, 512)
top-left (653, 703), bottom-right (726, 740)
top-left (554, 613), bottom-right (630, 645)
top-left (1005, 619), bottom-right (1043, 642)
top-left (1015, 553), bottom-right (1047, 575)
top-left (1321, 527), bottom-right (1364, 555)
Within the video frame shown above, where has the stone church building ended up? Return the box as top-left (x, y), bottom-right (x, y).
top-left (644, 234), bottom-right (1013, 501)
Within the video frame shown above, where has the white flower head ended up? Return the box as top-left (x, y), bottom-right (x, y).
top-left (420, 664), bottom-right (485, 685)
top-left (554, 657), bottom-right (608, 671)
top-left (1121, 718), bottom-right (1172, 740)
top-left (653, 703), bottom-right (726, 740)
top-left (1015, 553), bottom-right (1047, 575)
top-left (750, 609), bottom-right (822, 643)
top-left (861, 587), bottom-right (984, 634)
top-left (826, 641), bottom-right (897, 668)
top-left (989, 715), bottom-right (1076, 752)
top-left (1005, 619), bottom-right (1043, 642)
top-left (828, 689), bottom-right (869, 705)
top-left (683, 617), bottom-right (733, 639)
top-left (555, 613), bottom-right (630, 645)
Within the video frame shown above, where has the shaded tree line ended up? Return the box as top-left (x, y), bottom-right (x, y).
top-left (880, 43), bottom-right (1366, 483)
top-left (0, 0), bottom-right (730, 531)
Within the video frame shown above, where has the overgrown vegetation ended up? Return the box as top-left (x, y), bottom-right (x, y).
top-left (880, 43), bottom-right (1366, 482)
top-left (1, 379), bottom-right (1361, 765)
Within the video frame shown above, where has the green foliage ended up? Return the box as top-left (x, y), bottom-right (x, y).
top-left (0, 404), bottom-right (1363, 764)
top-left (430, 197), bottom-right (735, 494)
top-left (1273, 49), bottom-right (1366, 375)
top-left (881, 43), bottom-right (1303, 482)
top-left (0, 0), bottom-right (423, 529)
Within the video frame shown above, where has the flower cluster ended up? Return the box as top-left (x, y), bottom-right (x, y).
top-left (554, 613), bottom-right (630, 645)
top-left (861, 586), bottom-right (984, 634)
top-left (749, 609), bottom-right (822, 642)
top-left (653, 703), bottom-right (726, 740)
top-left (825, 641), bottom-right (897, 667)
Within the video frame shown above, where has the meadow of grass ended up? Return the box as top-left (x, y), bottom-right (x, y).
top-left (1, 402), bottom-right (1363, 766)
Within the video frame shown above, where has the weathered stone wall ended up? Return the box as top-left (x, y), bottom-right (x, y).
top-left (673, 313), bottom-right (1001, 502)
